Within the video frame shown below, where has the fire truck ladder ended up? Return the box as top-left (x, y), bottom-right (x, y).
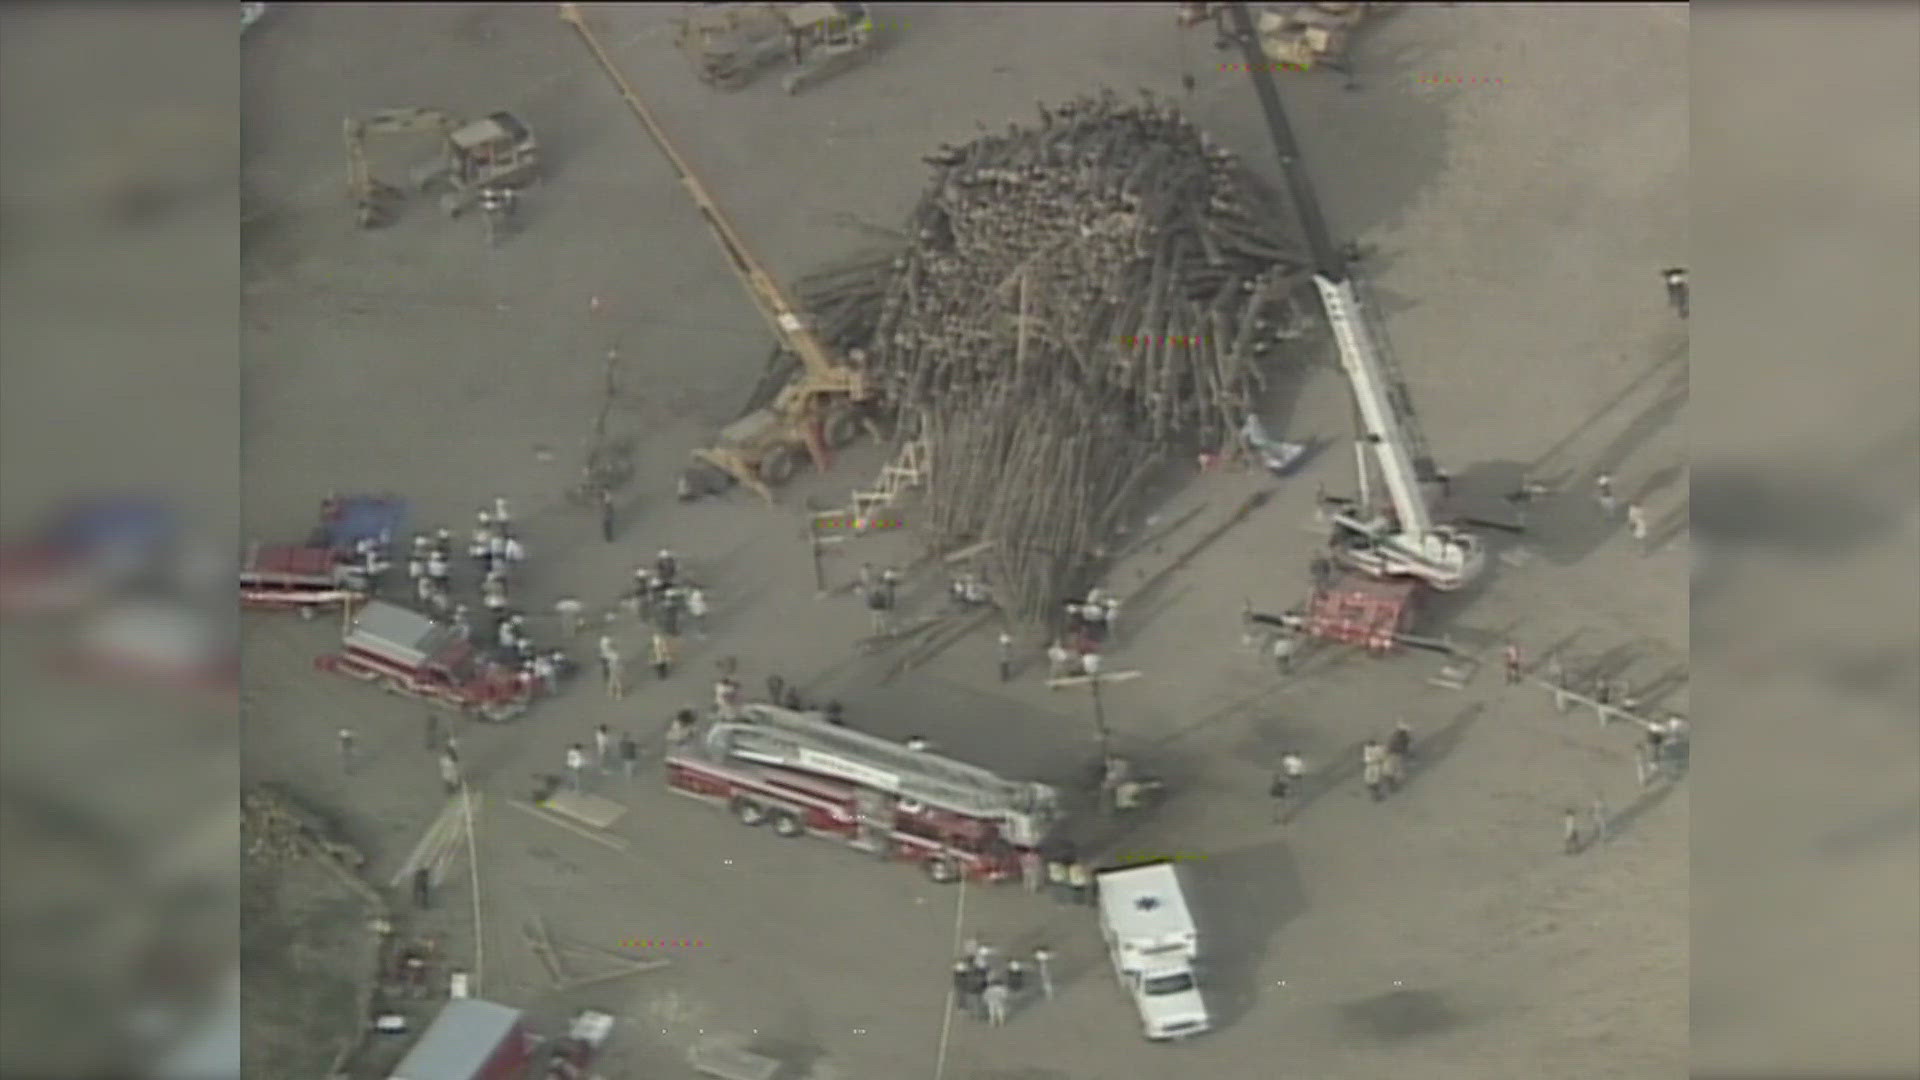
top-left (707, 705), bottom-right (1052, 819)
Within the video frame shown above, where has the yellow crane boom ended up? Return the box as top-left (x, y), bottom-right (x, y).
top-left (559, 3), bottom-right (850, 388)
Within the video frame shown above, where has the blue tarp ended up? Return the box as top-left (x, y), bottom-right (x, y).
top-left (47, 497), bottom-right (175, 554)
top-left (318, 496), bottom-right (407, 550)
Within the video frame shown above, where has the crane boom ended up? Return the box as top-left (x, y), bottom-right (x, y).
top-left (1314, 274), bottom-right (1432, 539)
top-left (559, 3), bottom-right (844, 383)
top-left (1219, 1), bottom-right (1483, 590)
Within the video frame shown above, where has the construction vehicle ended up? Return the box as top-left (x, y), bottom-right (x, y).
top-left (673, 2), bottom-right (877, 93)
top-left (665, 702), bottom-right (1061, 883)
top-left (564, 3), bottom-right (876, 504)
top-left (344, 107), bottom-right (539, 229)
top-left (1178, 2), bottom-right (1374, 71)
top-left (1218, 2), bottom-right (1485, 594)
top-left (779, 2), bottom-right (879, 95)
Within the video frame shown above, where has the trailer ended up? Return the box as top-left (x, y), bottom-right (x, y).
top-left (665, 702), bottom-right (1060, 883)
top-left (388, 999), bottom-right (536, 1080)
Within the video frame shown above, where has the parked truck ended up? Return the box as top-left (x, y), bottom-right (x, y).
top-left (1096, 860), bottom-right (1212, 1040)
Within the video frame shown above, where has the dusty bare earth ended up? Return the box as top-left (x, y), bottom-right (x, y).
top-left (240, 4), bottom-right (1688, 1078)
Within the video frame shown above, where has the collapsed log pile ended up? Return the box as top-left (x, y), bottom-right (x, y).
top-left (798, 90), bottom-right (1312, 626)
top-left (243, 784), bottom-right (366, 870)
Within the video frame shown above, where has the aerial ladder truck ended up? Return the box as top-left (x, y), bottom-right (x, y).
top-left (561, 4), bottom-right (875, 505)
top-left (1218, 1), bottom-right (1486, 595)
top-left (665, 702), bottom-right (1061, 883)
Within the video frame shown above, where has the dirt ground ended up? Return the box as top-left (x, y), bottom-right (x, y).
top-left (240, 853), bottom-right (371, 1080)
top-left (240, 4), bottom-right (1687, 1078)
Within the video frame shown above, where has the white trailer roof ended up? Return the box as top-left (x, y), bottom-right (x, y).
top-left (1097, 861), bottom-right (1195, 946)
top-left (346, 600), bottom-right (453, 668)
top-left (388, 998), bottom-right (521, 1080)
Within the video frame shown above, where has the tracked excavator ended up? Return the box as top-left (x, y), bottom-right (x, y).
top-left (562, 3), bottom-right (876, 505)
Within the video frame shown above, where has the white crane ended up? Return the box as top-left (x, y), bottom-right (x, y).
top-left (1315, 273), bottom-right (1486, 591)
top-left (1208, 2), bottom-right (1487, 593)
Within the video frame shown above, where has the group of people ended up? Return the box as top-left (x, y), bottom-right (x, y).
top-left (951, 941), bottom-right (1053, 1026)
top-left (1360, 721), bottom-right (1415, 802)
top-left (590, 549), bottom-right (715, 692)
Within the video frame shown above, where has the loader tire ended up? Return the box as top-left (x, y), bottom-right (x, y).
top-left (758, 444), bottom-right (800, 486)
top-left (824, 406), bottom-right (863, 450)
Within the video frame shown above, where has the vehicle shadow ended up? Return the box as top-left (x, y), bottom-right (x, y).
top-left (1186, 840), bottom-right (1305, 1034)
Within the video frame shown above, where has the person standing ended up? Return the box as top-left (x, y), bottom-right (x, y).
top-left (438, 751), bottom-right (461, 796)
top-left (667, 708), bottom-right (698, 747)
top-left (1269, 752), bottom-right (1304, 824)
top-left (1271, 629), bottom-right (1298, 675)
top-left (1046, 855), bottom-right (1070, 903)
top-left (620, 730), bottom-right (640, 780)
top-left (997, 631), bottom-right (1014, 683)
top-left (424, 711), bottom-right (441, 753)
top-left (1047, 639), bottom-right (1073, 681)
top-left (1067, 859), bottom-right (1093, 905)
top-left (1563, 807), bottom-right (1581, 855)
top-left (338, 728), bottom-right (356, 774)
top-left (1662, 268), bottom-right (1688, 320)
top-left (1626, 502), bottom-right (1649, 546)
top-left (651, 631), bottom-right (677, 681)
top-left (983, 977), bottom-right (1011, 1026)
top-left (1032, 946), bottom-right (1055, 1000)
top-left (952, 961), bottom-right (976, 1019)
top-left (1362, 739), bottom-right (1386, 801)
top-left (598, 635), bottom-right (620, 697)
top-left (1005, 959), bottom-right (1028, 1006)
top-left (594, 724), bottom-right (613, 771)
top-left (413, 866), bottom-right (432, 910)
top-left (963, 960), bottom-right (990, 1022)
top-left (714, 676), bottom-right (741, 720)
top-left (1504, 641), bottom-right (1523, 685)
top-left (556, 596), bottom-right (584, 638)
top-left (533, 651), bottom-right (558, 695)
top-left (865, 580), bottom-right (891, 635)
top-left (1589, 796), bottom-right (1610, 845)
top-left (685, 587), bottom-right (709, 639)
top-left (599, 488), bottom-right (616, 544)
top-left (565, 744), bottom-right (587, 792)
top-left (1595, 472), bottom-right (1618, 517)
top-left (1020, 848), bottom-right (1043, 893)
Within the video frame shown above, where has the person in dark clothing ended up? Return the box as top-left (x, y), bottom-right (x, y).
top-left (619, 731), bottom-right (640, 779)
top-left (767, 674), bottom-right (787, 705)
top-left (962, 961), bottom-right (989, 1021)
top-left (952, 961), bottom-right (975, 1017)
top-left (824, 700), bottom-right (845, 726)
top-left (599, 489), bottom-right (616, 543)
top-left (782, 686), bottom-right (804, 710)
top-left (412, 866), bottom-right (431, 909)
top-left (1662, 268), bottom-right (1688, 319)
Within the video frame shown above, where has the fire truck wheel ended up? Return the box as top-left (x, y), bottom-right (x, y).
top-left (770, 810), bottom-right (803, 837)
top-left (925, 858), bottom-right (958, 884)
top-left (731, 797), bottom-right (767, 827)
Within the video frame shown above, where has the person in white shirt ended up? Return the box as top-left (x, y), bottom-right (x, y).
top-left (564, 744), bottom-right (586, 791)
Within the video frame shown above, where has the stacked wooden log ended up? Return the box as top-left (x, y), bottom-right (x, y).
top-left (798, 90), bottom-right (1310, 626)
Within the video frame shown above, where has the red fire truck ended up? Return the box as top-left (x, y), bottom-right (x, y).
top-left (315, 599), bottom-right (530, 722)
top-left (666, 703), bottom-right (1061, 884)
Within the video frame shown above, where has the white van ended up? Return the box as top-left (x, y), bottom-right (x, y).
top-left (1096, 860), bottom-right (1212, 1040)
